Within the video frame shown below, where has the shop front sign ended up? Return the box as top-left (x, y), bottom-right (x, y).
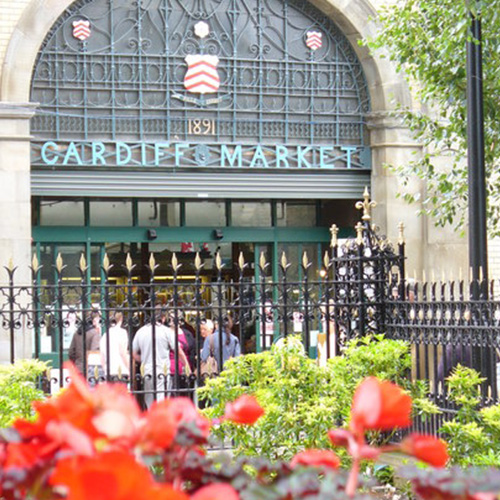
top-left (33, 141), bottom-right (367, 170)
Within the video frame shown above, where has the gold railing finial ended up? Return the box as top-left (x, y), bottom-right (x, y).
top-left (398, 221), bottom-right (405, 245)
top-left (330, 224), bottom-right (339, 247)
top-left (355, 221), bottom-right (364, 245)
top-left (355, 186), bottom-right (377, 222)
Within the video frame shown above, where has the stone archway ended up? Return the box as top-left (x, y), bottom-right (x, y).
top-left (0, 0), bottom-right (429, 362)
top-left (1, 0), bottom-right (406, 108)
top-left (0, 0), bottom-right (423, 269)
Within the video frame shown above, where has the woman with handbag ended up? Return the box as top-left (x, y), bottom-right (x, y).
top-left (200, 315), bottom-right (240, 375)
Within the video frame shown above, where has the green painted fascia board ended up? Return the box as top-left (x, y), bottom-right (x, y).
top-left (33, 226), bottom-right (352, 243)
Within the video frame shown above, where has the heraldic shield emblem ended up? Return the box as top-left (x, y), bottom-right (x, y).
top-left (72, 20), bottom-right (91, 41)
top-left (183, 55), bottom-right (220, 94)
top-left (306, 31), bottom-right (322, 50)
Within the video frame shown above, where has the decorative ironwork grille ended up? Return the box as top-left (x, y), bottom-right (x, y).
top-left (30, 0), bottom-right (371, 169)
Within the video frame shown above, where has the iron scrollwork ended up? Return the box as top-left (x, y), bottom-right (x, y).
top-left (31, 0), bottom-right (370, 169)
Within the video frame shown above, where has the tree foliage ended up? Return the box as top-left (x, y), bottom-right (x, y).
top-left (364, 0), bottom-right (500, 235)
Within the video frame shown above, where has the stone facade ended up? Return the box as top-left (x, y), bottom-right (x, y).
top-left (0, 0), bottom-right (471, 282)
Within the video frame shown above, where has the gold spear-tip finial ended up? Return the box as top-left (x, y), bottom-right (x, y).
top-left (238, 251), bottom-right (245, 271)
top-left (32, 254), bottom-right (40, 273)
top-left (195, 252), bottom-right (202, 271)
top-left (355, 187), bottom-right (377, 222)
top-left (330, 224), bottom-right (339, 247)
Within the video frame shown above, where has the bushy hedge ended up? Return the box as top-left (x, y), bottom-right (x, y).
top-left (198, 335), bottom-right (438, 460)
top-left (0, 359), bottom-right (48, 427)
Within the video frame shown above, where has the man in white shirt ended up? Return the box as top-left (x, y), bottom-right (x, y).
top-left (132, 308), bottom-right (190, 408)
top-left (100, 311), bottom-right (129, 380)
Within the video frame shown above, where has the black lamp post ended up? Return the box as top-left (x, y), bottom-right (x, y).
top-left (466, 8), bottom-right (488, 297)
top-left (466, 6), bottom-right (492, 392)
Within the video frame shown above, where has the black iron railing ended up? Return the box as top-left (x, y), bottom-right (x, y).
top-left (1, 218), bottom-right (404, 408)
top-left (0, 194), bottom-right (498, 434)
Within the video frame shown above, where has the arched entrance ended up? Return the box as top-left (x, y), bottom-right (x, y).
top-left (27, 0), bottom-right (372, 279)
top-left (0, 0), bottom-right (425, 365)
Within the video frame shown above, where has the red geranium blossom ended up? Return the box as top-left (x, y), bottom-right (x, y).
top-left (137, 401), bottom-right (179, 452)
top-left (138, 397), bottom-right (210, 453)
top-left (167, 397), bottom-right (211, 438)
top-left (14, 363), bottom-right (141, 445)
top-left (400, 433), bottom-right (449, 467)
top-left (224, 395), bottom-right (264, 425)
top-left (14, 371), bottom-right (95, 440)
top-left (290, 449), bottom-right (340, 470)
top-left (5, 420), bottom-right (95, 471)
top-left (50, 450), bottom-right (188, 500)
top-left (350, 377), bottom-right (412, 433)
top-left (191, 483), bottom-right (239, 500)
top-left (7, 363), bottom-right (141, 475)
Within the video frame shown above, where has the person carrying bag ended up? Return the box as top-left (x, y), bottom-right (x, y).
top-left (200, 333), bottom-right (218, 378)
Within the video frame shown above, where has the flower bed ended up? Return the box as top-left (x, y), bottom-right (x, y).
top-left (0, 363), bottom-right (499, 500)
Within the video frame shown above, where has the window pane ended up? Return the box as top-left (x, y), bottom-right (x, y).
top-left (277, 202), bottom-right (316, 227)
top-left (185, 201), bottom-right (226, 227)
top-left (40, 200), bottom-right (84, 226)
top-left (231, 202), bottom-right (271, 227)
top-left (90, 201), bottom-right (132, 226)
top-left (138, 201), bottom-right (180, 227)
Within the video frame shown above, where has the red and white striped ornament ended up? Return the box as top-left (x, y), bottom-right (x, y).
top-left (306, 31), bottom-right (322, 51)
top-left (183, 55), bottom-right (220, 94)
top-left (72, 20), bottom-right (91, 41)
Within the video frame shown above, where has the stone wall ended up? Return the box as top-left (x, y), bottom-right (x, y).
top-left (0, 0), bottom-right (29, 67)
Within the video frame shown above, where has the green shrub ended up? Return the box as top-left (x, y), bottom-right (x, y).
top-left (198, 335), bottom-right (437, 460)
top-left (0, 359), bottom-right (48, 427)
top-left (441, 365), bottom-right (500, 467)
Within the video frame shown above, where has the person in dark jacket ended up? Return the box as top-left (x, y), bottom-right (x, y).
top-left (68, 311), bottom-right (101, 375)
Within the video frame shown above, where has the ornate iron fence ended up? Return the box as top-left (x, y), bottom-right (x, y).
top-left (387, 276), bottom-right (500, 435)
top-left (1, 205), bottom-right (404, 409)
top-left (0, 193), bottom-right (499, 434)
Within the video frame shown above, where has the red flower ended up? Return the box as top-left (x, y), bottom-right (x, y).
top-left (14, 363), bottom-right (141, 445)
top-left (138, 397), bottom-right (210, 453)
top-left (138, 401), bottom-right (178, 452)
top-left (50, 450), bottom-right (188, 500)
top-left (290, 449), bottom-right (340, 470)
top-left (350, 377), bottom-right (412, 433)
top-left (400, 433), bottom-right (449, 467)
top-left (4, 421), bottom-right (94, 471)
top-left (15, 367), bottom-right (96, 439)
top-left (90, 381), bottom-right (142, 443)
top-left (224, 395), bottom-right (264, 425)
top-left (167, 397), bottom-right (211, 438)
top-left (4, 441), bottom-right (51, 470)
top-left (191, 483), bottom-right (239, 500)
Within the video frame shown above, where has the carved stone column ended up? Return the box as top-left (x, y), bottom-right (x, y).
top-left (0, 102), bottom-right (37, 361)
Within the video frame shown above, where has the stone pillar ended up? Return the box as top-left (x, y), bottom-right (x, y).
top-left (368, 111), bottom-right (469, 279)
top-left (367, 111), bottom-right (425, 276)
top-left (0, 101), bottom-right (36, 362)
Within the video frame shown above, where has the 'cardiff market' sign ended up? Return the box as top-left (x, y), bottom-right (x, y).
top-left (31, 141), bottom-right (370, 170)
